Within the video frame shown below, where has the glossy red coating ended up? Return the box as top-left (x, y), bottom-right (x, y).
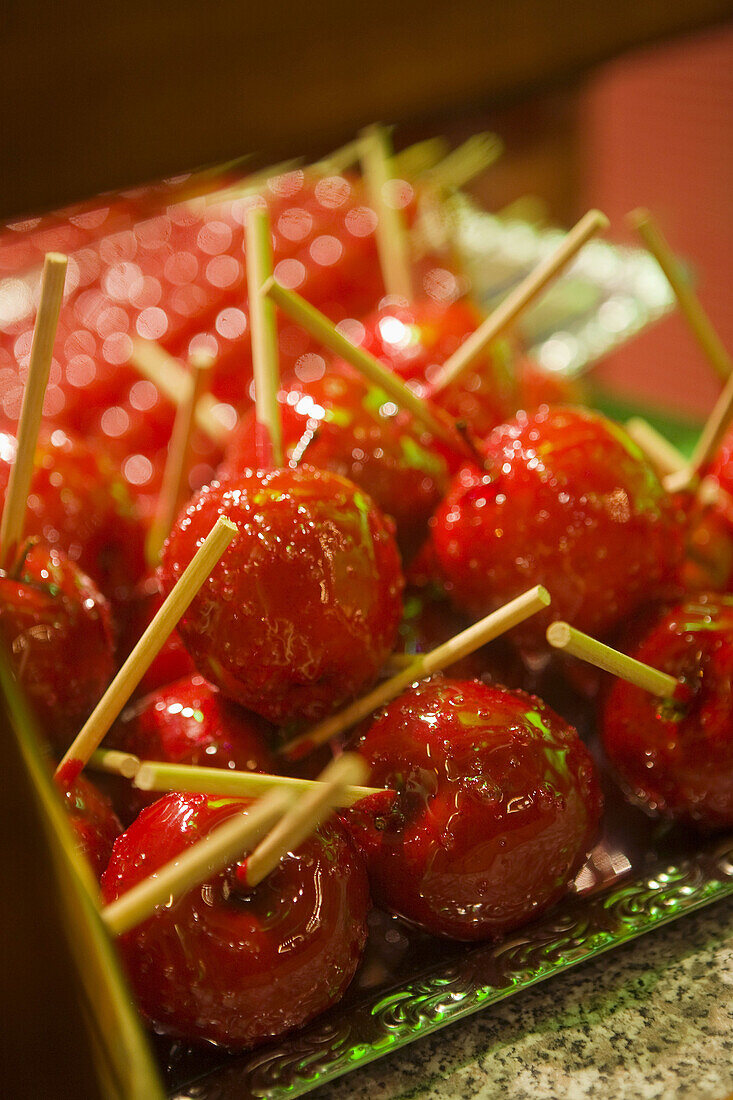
top-left (83, 378), bottom-right (224, 529)
top-left (348, 677), bottom-right (602, 940)
top-left (101, 793), bottom-right (371, 1049)
top-left (358, 299), bottom-right (516, 439)
top-left (158, 468), bottom-right (404, 722)
top-left (0, 429), bottom-right (146, 604)
top-left (109, 674), bottom-right (277, 820)
top-left (681, 431), bottom-right (733, 592)
top-left (0, 543), bottom-right (114, 750)
top-left (260, 168), bottom-right (385, 321)
top-left (431, 406), bottom-right (685, 642)
top-left (54, 757), bottom-right (83, 791)
top-left (678, 496), bottom-right (733, 594)
top-left (63, 773), bottom-right (122, 879)
top-left (602, 593), bottom-right (733, 829)
top-left (219, 367), bottom-right (454, 560)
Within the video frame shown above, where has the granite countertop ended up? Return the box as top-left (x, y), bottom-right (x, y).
top-left (313, 898), bottom-right (733, 1100)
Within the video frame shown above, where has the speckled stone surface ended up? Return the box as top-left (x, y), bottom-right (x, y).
top-left (312, 899), bottom-right (733, 1100)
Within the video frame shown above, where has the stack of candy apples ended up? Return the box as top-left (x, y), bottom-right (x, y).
top-left (1, 127), bottom-right (732, 1057)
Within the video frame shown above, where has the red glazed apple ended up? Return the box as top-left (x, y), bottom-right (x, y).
top-left (348, 677), bottom-right (602, 940)
top-left (431, 406), bottom-right (684, 643)
top-left (0, 429), bottom-right (146, 605)
top-left (63, 773), bottom-right (122, 879)
top-left (108, 674), bottom-right (278, 820)
top-left (602, 592), bottom-right (733, 830)
top-left (101, 792), bottom-right (371, 1049)
top-left (0, 542), bottom-right (115, 750)
top-left (515, 354), bottom-right (588, 413)
top-left (158, 468), bottom-right (404, 722)
top-left (359, 298), bottom-right (516, 439)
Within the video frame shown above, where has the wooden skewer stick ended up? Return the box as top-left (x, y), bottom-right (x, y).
top-left (663, 368), bottom-right (733, 495)
top-left (283, 585), bottom-right (551, 759)
top-left (628, 209), bottom-right (732, 382)
top-left (129, 339), bottom-right (231, 445)
top-left (246, 206), bottom-right (283, 468)
top-left (311, 137), bottom-right (364, 176)
top-left (497, 196), bottom-right (548, 226)
top-left (625, 417), bottom-right (688, 479)
top-left (201, 159), bottom-right (303, 207)
top-left (0, 253), bottom-right (67, 568)
top-left (432, 209), bottom-right (609, 391)
top-left (546, 621), bottom-right (683, 699)
top-left (134, 760), bottom-right (383, 808)
top-left (360, 124), bottom-right (414, 301)
top-left (392, 136), bottom-right (449, 180)
top-left (102, 786), bottom-right (295, 937)
top-left (422, 132), bottom-right (504, 193)
top-left (146, 350), bottom-right (214, 564)
top-left (412, 133), bottom-right (504, 260)
top-left (88, 749), bottom-right (141, 779)
top-left (312, 136), bottom-right (384, 177)
top-left (697, 475), bottom-right (732, 511)
top-left (384, 652), bottom-right (417, 672)
top-left (244, 753), bottom-right (369, 888)
top-left (55, 516), bottom-right (237, 781)
top-left (263, 278), bottom-right (469, 456)
top-left (314, 135), bottom-right (448, 181)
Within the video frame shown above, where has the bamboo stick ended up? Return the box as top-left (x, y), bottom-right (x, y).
top-left (264, 278), bottom-right (469, 456)
top-left (283, 585), bottom-right (550, 758)
top-left (546, 621), bottom-right (683, 699)
top-left (246, 206), bottom-right (283, 467)
top-left (146, 350), bottom-right (214, 564)
top-left (88, 749), bottom-right (141, 780)
top-left (129, 339), bottom-right (231, 445)
top-left (422, 132), bottom-right (503, 193)
top-left (625, 417), bottom-right (688, 479)
top-left (243, 754), bottom-right (369, 887)
top-left (360, 124), bottom-right (414, 301)
top-left (0, 253), bottom-right (67, 567)
top-left (102, 787), bottom-right (294, 936)
top-left (629, 209), bottom-right (732, 381)
top-left (134, 760), bottom-right (386, 807)
top-left (55, 517), bottom-right (237, 781)
top-left (664, 369), bottom-right (733, 494)
top-left (432, 210), bottom-right (608, 391)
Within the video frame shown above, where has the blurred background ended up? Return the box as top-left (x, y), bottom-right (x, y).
top-left (582, 25), bottom-right (732, 418)
top-left (438, 23), bottom-right (733, 420)
top-left (2, 6), bottom-right (732, 421)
